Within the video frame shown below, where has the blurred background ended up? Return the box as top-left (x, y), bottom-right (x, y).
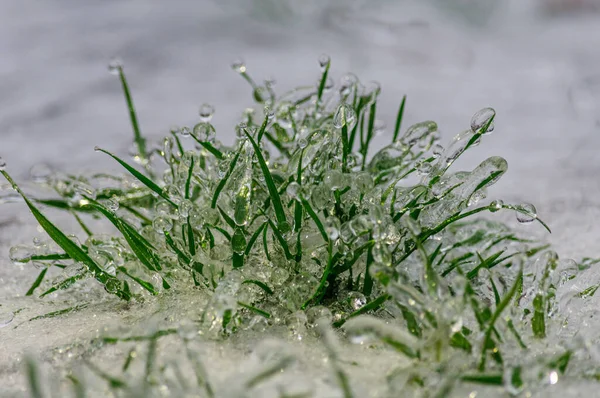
top-left (1, 0), bottom-right (600, 258)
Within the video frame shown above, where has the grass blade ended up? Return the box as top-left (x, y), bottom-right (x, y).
top-left (95, 148), bottom-right (177, 207)
top-left (25, 267), bottom-right (48, 296)
top-left (301, 198), bottom-right (328, 241)
top-left (267, 219), bottom-right (293, 260)
top-left (392, 95), bottom-right (407, 142)
top-left (245, 222), bottom-right (267, 256)
top-left (244, 130), bottom-right (287, 228)
top-left (189, 135), bottom-right (224, 160)
top-left (237, 301), bottom-right (271, 318)
top-left (479, 269), bottom-right (522, 371)
top-left (242, 279), bottom-right (274, 295)
top-left (211, 147), bottom-right (242, 208)
top-left (116, 65), bottom-right (147, 162)
top-left (1, 170), bottom-right (129, 300)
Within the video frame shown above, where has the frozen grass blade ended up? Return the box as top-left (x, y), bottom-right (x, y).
top-left (211, 147), bottom-right (242, 208)
top-left (478, 269), bottom-right (522, 371)
top-left (1, 170), bottom-right (129, 300)
top-left (392, 95), bottom-right (407, 142)
top-left (115, 65), bottom-right (147, 164)
top-left (237, 301), bottom-right (271, 318)
top-left (28, 303), bottom-right (89, 322)
top-left (189, 134), bottom-right (224, 160)
top-left (95, 148), bottom-right (177, 207)
top-left (245, 130), bottom-right (287, 229)
top-left (25, 268), bottom-right (48, 296)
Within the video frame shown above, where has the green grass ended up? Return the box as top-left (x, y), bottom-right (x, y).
top-left (2, 56), bottom-right (592, 397)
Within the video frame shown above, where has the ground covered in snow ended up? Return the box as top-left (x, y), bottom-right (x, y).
top-left (1, 0), bottom-right (600, 396)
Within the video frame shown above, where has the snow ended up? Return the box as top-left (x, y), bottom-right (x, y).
top-left (1, 0), bottom-right (600, 396)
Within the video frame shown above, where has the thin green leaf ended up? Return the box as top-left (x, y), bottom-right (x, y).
top-left (237, 301), bottom-right (271, 318)
top-left (301, 197), bottom-right (328, 241)
top-left (242, 279), bottom-right (274, 295)
top-left (244, 130), bottom-right (287, 228)
top-left (245, 222), bottom-right (267, 256)
top-left (392, 95), bottom-right (407, 142)
top-left (25, 267), bottom-right (48, 296)
top-left (1, 170), bottom-right (128, 300)
top-left (267, 219), bottom-right (293, 260)
top-left (211, 147), bottom-right (242, 208)
top-left (95, 148), bottom-right (176, 207)
top-left (185, 156), bottom-right (194, 199)
top-left (333, 294), bottom-right (390, 328)
top-left (117, 266), bottom-right (157, 295)
top-left (117, 65), bottom-right (147, 162)
top-left (189, 135), bottom-right (224, 160)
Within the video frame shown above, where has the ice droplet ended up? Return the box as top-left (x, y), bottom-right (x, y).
top-left (0, 157), bottom-right (6, 171)
top-left (286, 182), bottom-right (300, 200)
top-left (0, 311), bottom-right (14, 328)
top-left (9, 245), bottom-right (32, 265)
top-left (318, 53), bottom-right (330, 70)
top-left (354, 172), bottom-right (374, 193)
top-left (104, 278), bottom-right (121, 294)
top-left (264, 104), bottom-right (275, 120)
top-left (325, 218), bottom-right (340, 241)
top-left (416, 161), bottom-right (432, 176)
top-left (470, 107), bottom-right (496, 133)
top-left (107, 196), bottom-right (119, 212)
top-left (178, 127), bottom-right (191, 137)
top-left (193, 123), bottom-right (216, 142)
top-left (153, 216), bottom-right (174, 234)
top-left (488, 199), bottom-right (504, 213)
top-left (401, 121), bottom-right (438, 147)
top-left (231, 59), bottom-right (246, 74)
top-left (432, 144), bottom-right (444, 158)
top-left (198, 103), bottom-right (215, 122)
top-left (108, 58), bottom-right (123, 75)
top-left (516, 203), bottom-right (537, 224)
top-left (333, 104), bottom-right (357, 129)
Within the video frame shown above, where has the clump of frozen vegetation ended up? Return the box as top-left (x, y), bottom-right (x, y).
top-left (2, 56), bottom-right (600, 397)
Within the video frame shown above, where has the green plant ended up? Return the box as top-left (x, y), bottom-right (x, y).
top-left (3, 56), bottom-right (597, 397)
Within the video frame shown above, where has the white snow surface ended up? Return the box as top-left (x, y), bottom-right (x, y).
top-left (1, 0), bottom-right (600, 396)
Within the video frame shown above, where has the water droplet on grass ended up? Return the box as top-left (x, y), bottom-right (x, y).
top-left (231, 59), bottom-right (246, 74)
top-left (416, 161), bottom-right (432, 176)
top-left (286, 182), bottom-right (300, 200)
top-left (470, 107), bottom-right (496, 133)
top-left (178, 127), bottom-right (191, 137)
top-left (107, 196), bottom-right (119, 212)
top-left (325, 219), bottom-right (340, 240)
top-left (318, 54), bottom-right (330, 70)
top-left (153, 216), bottom-right (173, 233)
top-left (108, 58), bottom-right (123, 75)
top-left (264, 104), bottom-right (275, 120)
top-left (348, 292), bottom-right (367, 310)
top-left (10, 245), bottom-right (32, 265)
top-left (104, 279), bottom-right (121, 294)
top-left (333, 104), bottom-right (357, 129)
top-left (488, 199), bottom-right (504, 212)
top-left (354, 172), bottom-right (373, 193)
top-left (516, 203), bottom-right (537, 224)
top-left (401, 121), bottom-right (438, 147)
top-left (198, 103), bottom-right (215, 122)
top-left (193, 123), bottom-right (216, 142)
